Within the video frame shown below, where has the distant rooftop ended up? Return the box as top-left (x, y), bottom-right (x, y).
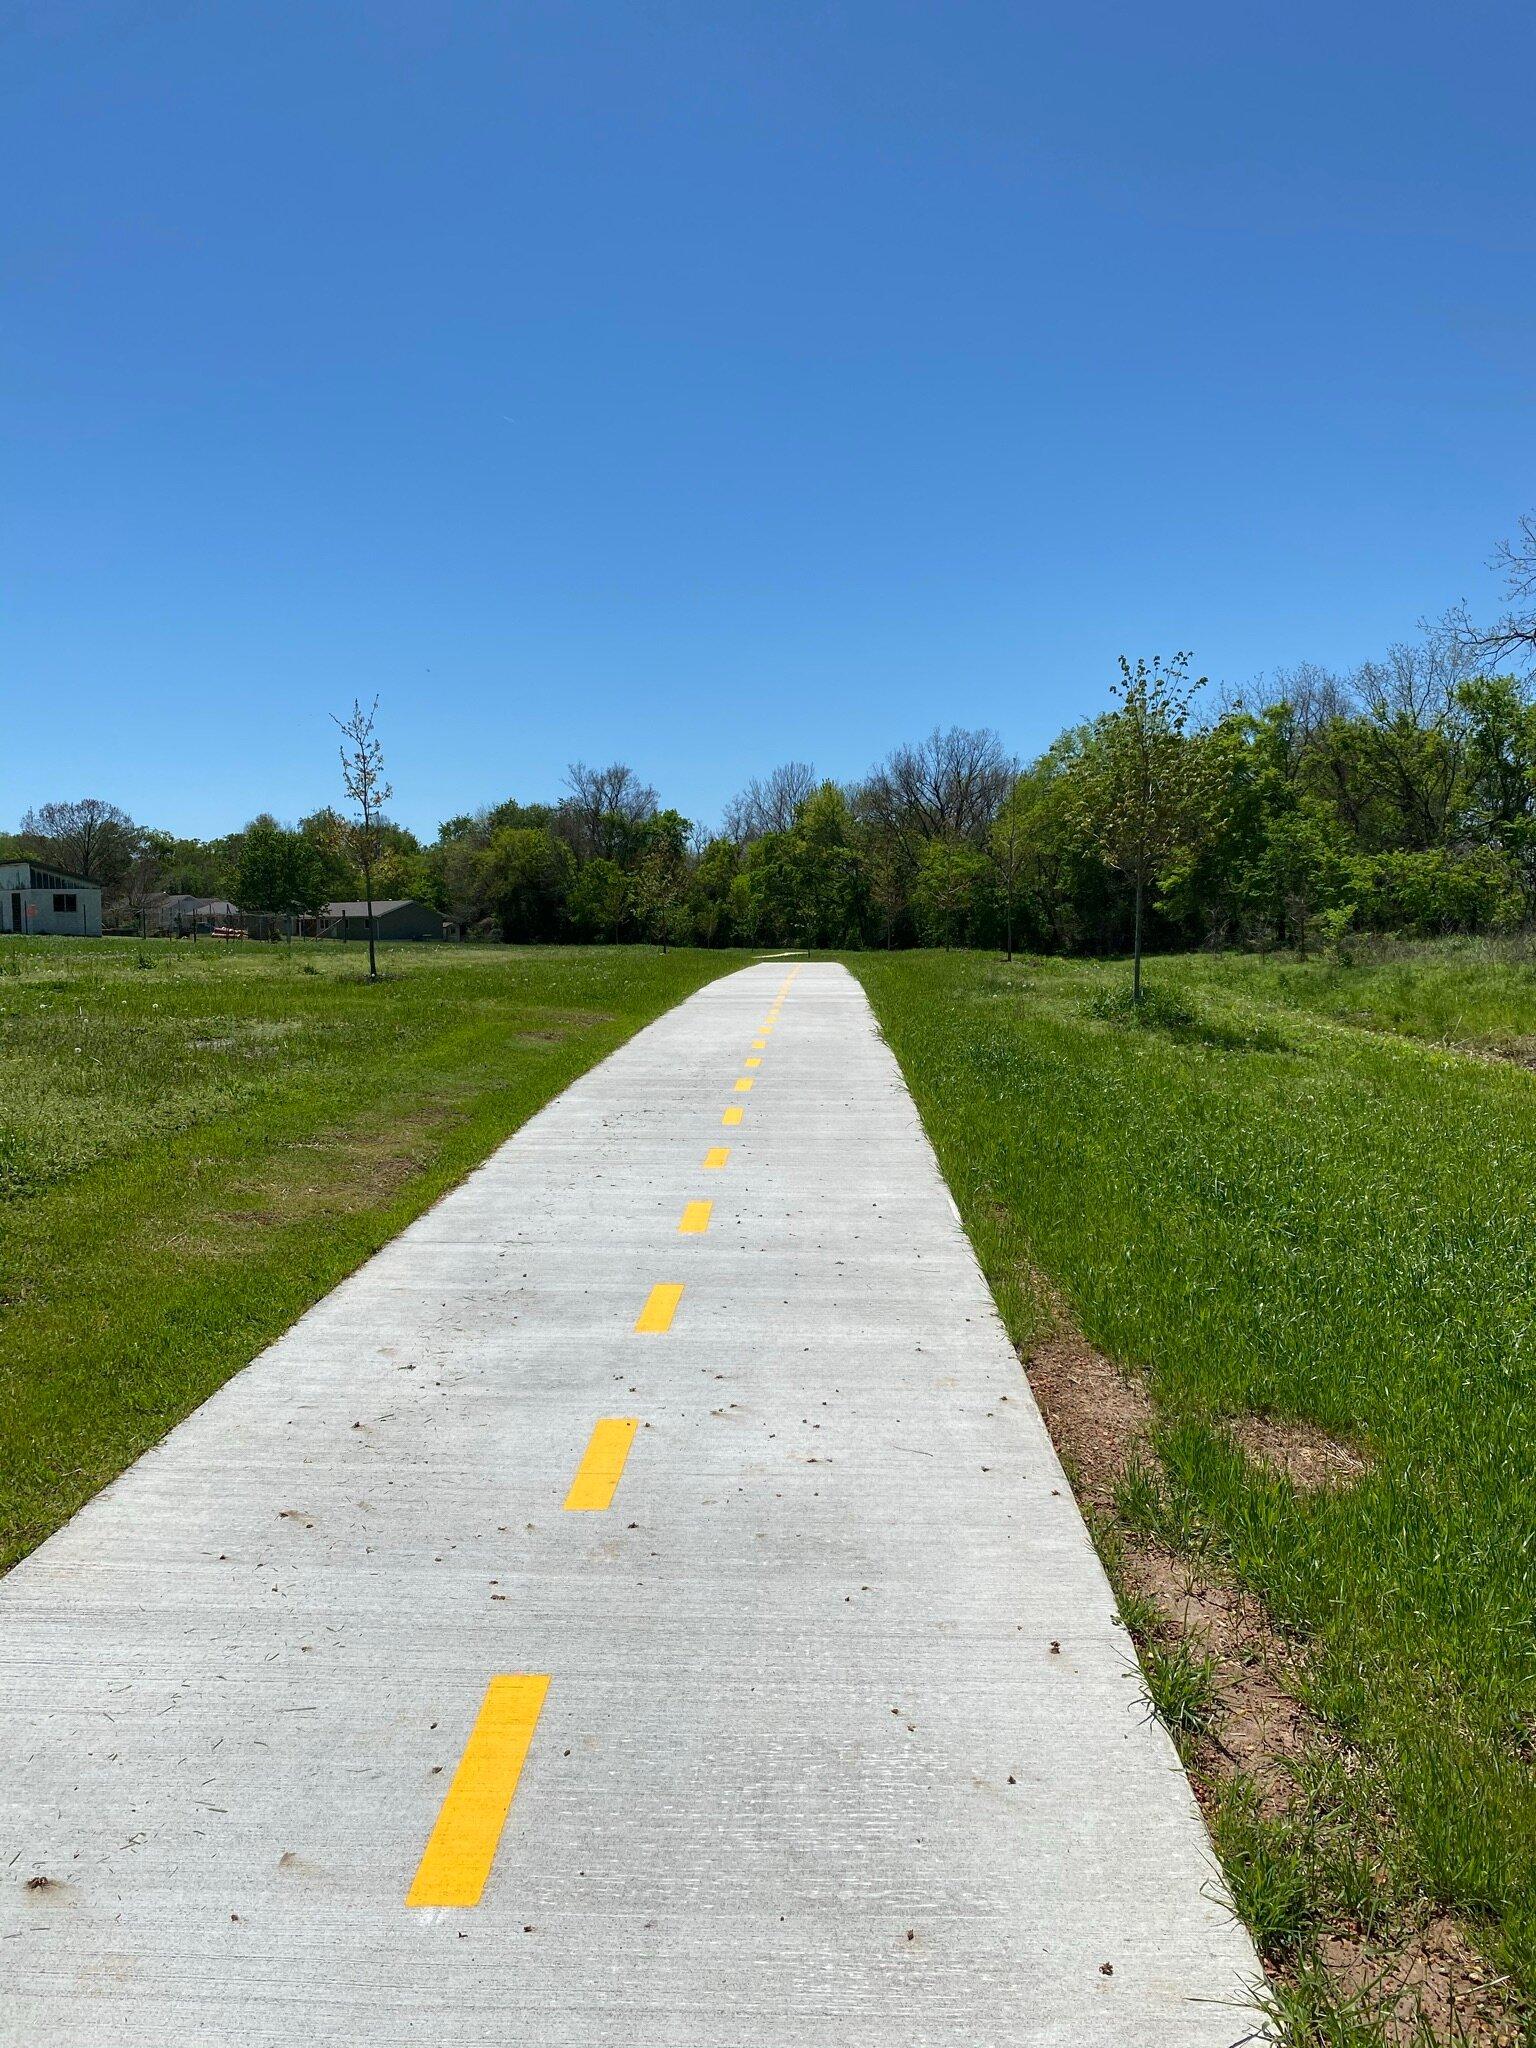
top-left (1, 860), bottom-right (99, 892)
top-left (323, 900), bottom-right (431, 918)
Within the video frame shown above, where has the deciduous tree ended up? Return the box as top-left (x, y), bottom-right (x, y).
top-left (1070, 654), bottom-right (1209, 1002)
top-left (332, 698), bottom-right (391, 979)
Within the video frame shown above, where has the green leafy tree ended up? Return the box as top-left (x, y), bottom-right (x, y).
top-left (1455, 673), bottom-right (1536, 917)
top-left (911, 839), bottom-right (996, 948)
top-left (989, 770), bottom-right (1028, 959)
top-left (294, 809), bottom-right (357, 913)
top-left (18, 797), bottom-right (137, 891)
top-left (687, 837), bottom-right (741, 947)
top-left (568, 856), bottom-right (630, 941)
top-left (744, 784), bottom-right (867, 947)
top-left (479, 827), bottom-right (574, 941)
top-left (1070, 654), bottom-right (1210, 1002)
top-left (632, 810), bottom-right (693, 951)
top-left (1257, 804), bottom-right (1353, 953)
top-left (234, 816), bottom-right (289, 916)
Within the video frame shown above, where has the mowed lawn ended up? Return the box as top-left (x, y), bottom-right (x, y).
top-left (852, 947), bottom-right (1536, 2019)
top-left (0, 938), bottom-right (740, 1572)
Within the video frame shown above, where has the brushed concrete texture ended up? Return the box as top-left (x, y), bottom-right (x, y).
top-left (0, 961), bottom-right (1267, 2046)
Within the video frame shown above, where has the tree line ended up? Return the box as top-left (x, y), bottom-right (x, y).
top-left (8, 520), bottom-right (1536, 957)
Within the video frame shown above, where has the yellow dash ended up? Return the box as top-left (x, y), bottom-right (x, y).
top-left (743, 1056), bottom-right (761, 1069)
top-left (733, 1076), bottom-right (754, 1093)
top-left (703, 1146), bottom-right (730, 1169)
top-left (406, 1674), bottom-right (549, 1908)
top-left (634, 1282), bottom-right (684, 1333)
top-left (722, 1106), bottom-right (743, 1127)
top-left (751, 1038), bottom-right (767, 1049)
top-left (564, 1417), bottom-right (638, 1511)
top-left (678, 1199), bottom-right (712, 1234)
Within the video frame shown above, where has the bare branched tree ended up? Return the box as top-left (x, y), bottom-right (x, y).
top-left (560, 762), bottom-right (658, 861)
top-left (1229, 661), bottom-right (1358, 747)
top-left (1354, 635), bottom-right (1477, 850)
top-left (721, 761), bottom-right (817, 843)
top-left (332, 697), bottom-right (392, 980)
top-left (1447, 513), bottom-right (1536, 671)
top-left (857, 726), bottom-right (1013, 868)
top-left (18, 797), bottom-right (135, 884)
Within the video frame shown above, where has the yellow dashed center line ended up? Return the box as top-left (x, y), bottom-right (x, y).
top-left (563, 1417), bottom-right (639, 1511)
top-left (408, 973), bottom-right (823, 1916)
top-left (743, 1056), bottom-right (761, 1069)
top-left (634, 1282), bottom-right (684, 1333)
top-left (406, 1674), bottom-right (550, 1908)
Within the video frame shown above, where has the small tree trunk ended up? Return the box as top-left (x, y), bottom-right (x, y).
top-left (1132, 875), bottom-right (1144, 1004)
top-left (364, 856), bottom-right (378, 980)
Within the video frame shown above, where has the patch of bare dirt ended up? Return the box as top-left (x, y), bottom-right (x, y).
top-left (1318, 1917), bottom-right (1523, 2047)
top-left (1228, 1413), bottom-right (1369, 1492)
top-left (1019, 1316), bottom-right (1522, 2046)
top-left (1025, 1329), bottom-right (1319, 1813)
top-left (1484, 1038), bottom-right (1536, 1072)
top-left (1426, 1034), bottom-right (1536, 1076)
top-left (1025, 1331), bottom-right (1153, 1504)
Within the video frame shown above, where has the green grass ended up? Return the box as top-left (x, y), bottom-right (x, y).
top-left (1174, 933), bottom-right (1536, 1052)
top-left (849, 946), bottom-right (1536, 2019)
top-left (0, 936), bottom-right (741, 1571)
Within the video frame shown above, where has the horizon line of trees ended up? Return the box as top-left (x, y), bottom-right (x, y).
top-left (8, 645), bottom-right (1536, 958)
top-left (8, 518), bottom-right (1536, 957)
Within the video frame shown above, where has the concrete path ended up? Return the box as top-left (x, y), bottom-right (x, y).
top-left (0, 961), bottom-right (1264, 2045)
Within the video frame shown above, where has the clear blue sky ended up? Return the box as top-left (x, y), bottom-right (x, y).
top-left (5, 0), bottom-right (1534, 840)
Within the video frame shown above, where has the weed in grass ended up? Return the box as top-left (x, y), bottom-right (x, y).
top-left (1262, 1957), bottom-right (1401, 2047)
top-left (1140, 1633), bottom-right (1221, 1745)
top-left (1090, 1516), bottom-right (1167, 1645)
top-left (1212, 1779), bottom-right (1319, 1961)
top-left (1087, 980), bottom-right (1196, 1029)
top-left (1113, 1444), bottom-right (1215, 1555)
top-left (1085, 974), bottom-right (1291, 1052)
top-left (1111, 1452), bottom-right (1166, 1531)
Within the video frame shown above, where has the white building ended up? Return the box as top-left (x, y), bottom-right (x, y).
top-left (0, 861), bottom-right (103, 936)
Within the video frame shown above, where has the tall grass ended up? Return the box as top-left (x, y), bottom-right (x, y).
top-left (1176, 933), bottom-right (1536, 1051)
top-left (852, 947), bottom-right (1536, 2013)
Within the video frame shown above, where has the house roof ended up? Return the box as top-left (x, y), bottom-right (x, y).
top-left (323, 900), bottom-right (434, 919)
top-left (0, 860), bottom-right (99, 892)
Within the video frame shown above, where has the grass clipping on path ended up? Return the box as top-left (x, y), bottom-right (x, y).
top-left (0, 938), bottom-right (741, 1573)
top-left (851, 947), bottom-right (1536, 2047)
